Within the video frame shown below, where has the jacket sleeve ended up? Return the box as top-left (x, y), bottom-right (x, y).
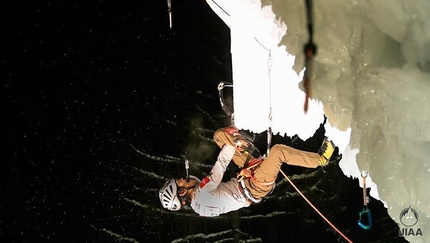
top-left (198, 145), bottom-right (235, 192)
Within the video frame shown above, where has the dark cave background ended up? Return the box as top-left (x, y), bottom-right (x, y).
top-left (2, 0), bottom-right (407, 242)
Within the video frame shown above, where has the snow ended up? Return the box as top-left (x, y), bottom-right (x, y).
top-left (207, 0), bottom-right (430, 242)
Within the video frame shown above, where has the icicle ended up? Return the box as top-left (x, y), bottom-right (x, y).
top-left (303, 0), bottom-right (317, 113)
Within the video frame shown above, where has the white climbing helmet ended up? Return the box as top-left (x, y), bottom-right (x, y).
top-left (159, 178), bottom-right (182, 211)
top-left (159, 176), bottom-right (201, 211)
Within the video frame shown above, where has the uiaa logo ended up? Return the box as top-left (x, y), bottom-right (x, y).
top-left (399, 206), bottom-right (423, 237)
top-left (400, 206), bottom-right (419, 227)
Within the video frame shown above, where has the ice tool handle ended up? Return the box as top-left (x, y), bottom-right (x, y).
top-left (358, 171), bottom-right (372, 230)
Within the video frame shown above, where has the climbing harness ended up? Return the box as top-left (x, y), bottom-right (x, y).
top-left (303, 0), bottom-right (317, 113)
top-left (238, 179), bottom-right (262, 204)
top-left (236, 157), bottom-right (275, 203)
top-left (358, 171), bottom-right (373, 230)
top-left (237, 158), bottom-right (260, 182)
top-left (237, 158), bottom-right (275, 185)
top-left (167, 0), bottom-right (172, 28)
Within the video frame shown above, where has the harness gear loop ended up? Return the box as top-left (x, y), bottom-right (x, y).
top-left (358, 171), bottom-right (373, 230)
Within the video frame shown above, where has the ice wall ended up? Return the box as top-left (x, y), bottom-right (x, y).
top-left (207, 0), bottom-right (430, 242)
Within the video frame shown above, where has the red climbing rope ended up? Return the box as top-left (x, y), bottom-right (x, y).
top-left (279, 169), bottom-right (353, 243)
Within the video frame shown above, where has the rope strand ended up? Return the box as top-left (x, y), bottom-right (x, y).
top-left (279, 169), bottom-right (353, 243)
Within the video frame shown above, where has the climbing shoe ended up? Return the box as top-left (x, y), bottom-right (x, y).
top-left (318, 137), bottom-right (335, 166)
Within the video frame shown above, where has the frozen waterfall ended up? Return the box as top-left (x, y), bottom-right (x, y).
top-left (207, 0), bottom-right (430, 242)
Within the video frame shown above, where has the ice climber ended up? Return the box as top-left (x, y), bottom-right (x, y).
top-left (159, 126), bottom-right (335, 217)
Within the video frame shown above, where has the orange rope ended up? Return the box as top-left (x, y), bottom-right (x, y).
top-left (279, 169), bottom-right (353, 243)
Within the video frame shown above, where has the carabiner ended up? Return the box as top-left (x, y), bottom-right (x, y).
top-left (358, 207), bottom-right (372, 230)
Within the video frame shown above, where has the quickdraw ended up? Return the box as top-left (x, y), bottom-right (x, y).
top-left (358, 171), bottom-right (373, 230)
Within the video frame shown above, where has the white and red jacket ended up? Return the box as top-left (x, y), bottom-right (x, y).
top-left (190, 145), bottom-right (250, 217)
